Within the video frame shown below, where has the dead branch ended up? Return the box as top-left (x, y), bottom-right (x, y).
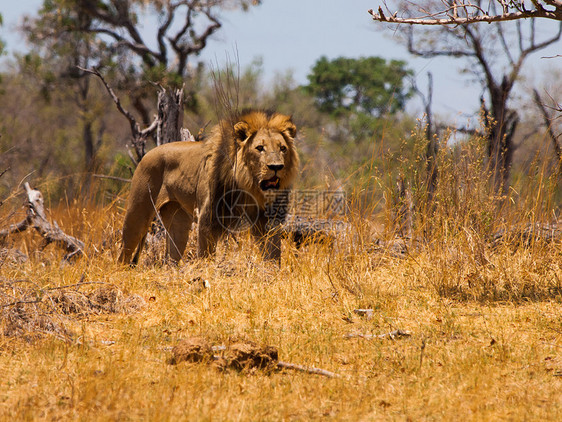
top-left (77, 66), bottom-right (158, 162)
top-left (0, 218), bottom-right (32, 239)
top-left (24, 183), bottom-right (85, 260)
top-left (0, 183), bottom-right (85, 261)
top-left (369, 2), bottom-right (562, 25)
top-left (78, 0), bottom-right (227, 77)
top-left (276, 361), bottom-right (340, 378)
top-left (389, 3), bottom-right (561, 194)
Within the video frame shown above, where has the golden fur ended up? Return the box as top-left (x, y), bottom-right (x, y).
top-left (118, 110), bottom-right (299, 265)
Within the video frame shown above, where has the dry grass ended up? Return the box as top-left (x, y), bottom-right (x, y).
top-left (1, 166), bottom-right (562, 420)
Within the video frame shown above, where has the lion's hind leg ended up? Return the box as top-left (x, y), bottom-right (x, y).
top-left (119, 203), bottom-right (157, 265)
top-left (159, 202), bottom-right (193, 262)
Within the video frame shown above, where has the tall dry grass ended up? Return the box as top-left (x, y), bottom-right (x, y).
top-left (1, 128), bottom-right (561, 420)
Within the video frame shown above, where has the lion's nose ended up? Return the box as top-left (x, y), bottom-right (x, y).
top-left (268, 164), bottom-right (284, 172)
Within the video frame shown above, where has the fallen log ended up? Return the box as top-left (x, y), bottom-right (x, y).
top-left (0, 183), bottom-right (85, 261)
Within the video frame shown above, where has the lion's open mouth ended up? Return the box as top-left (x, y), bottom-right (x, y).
top-left (260, 176), bottom-right (280, 191)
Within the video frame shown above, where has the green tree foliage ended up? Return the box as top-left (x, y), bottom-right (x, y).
top-left (305, 56), bottom-right (412, 118)
top-left (301, 56), bottom-right (416, 206)
top-left (0, 13), bottom-right (4, 56)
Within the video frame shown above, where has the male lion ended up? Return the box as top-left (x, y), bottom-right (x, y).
top-left (118, 110), bottom-right (299, 265)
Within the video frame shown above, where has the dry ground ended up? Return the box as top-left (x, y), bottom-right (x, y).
top-left (1, 202), bottom-right (562, 421)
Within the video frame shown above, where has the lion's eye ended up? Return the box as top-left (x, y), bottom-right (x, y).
top-left (280, 145), bottom-right (287, 152)
top-left (256, 145), bottom-right (265, 152)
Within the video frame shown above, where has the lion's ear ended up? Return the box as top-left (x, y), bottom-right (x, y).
top-left (283, 121), bottom-right (297, 139)
top-left (234, 121), bottom-right (251, 142)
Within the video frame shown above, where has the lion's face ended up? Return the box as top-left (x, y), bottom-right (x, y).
top-left (232, 111), bottom-right (299, 202)
top-left (247, 128), bottom-right (291, 191)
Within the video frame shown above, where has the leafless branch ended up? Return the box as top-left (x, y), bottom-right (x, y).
top-left (78, 0), bottom-right (228, 77)
top-left (0, 183), bottom-right (85, 261)
top-left (77, 66), bottom-right (158, 161)
top-left (0, 218), bottom-right (32, 240)
top-left (369, 2), bottom-right (562, 25)
top-left (276, 361), bottom-right (340, 378)
top-left (533, 88), bottom-right (562, 165)
top-left (77, 66), bottom-right (138, 135)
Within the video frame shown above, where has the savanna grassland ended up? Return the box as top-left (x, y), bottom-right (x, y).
top-left (2, 0), bottom-right (562, 419)
top-left (1, 161), bottom-right (562, 421)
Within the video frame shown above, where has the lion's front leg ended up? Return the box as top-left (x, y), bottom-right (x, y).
top-left (252, 217), bottom-right (282, 263)
top-left (197, 203), bottom-right (221, 258)
top-left (263, 230), bottom-right (282, 262)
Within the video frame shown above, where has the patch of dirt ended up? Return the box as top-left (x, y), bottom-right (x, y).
top-left (216, 341), bottom-right (279, 372)
top-left (169, 337), bottom-right (213, 364)
top-left (170, 337), bottom-right (279, 372)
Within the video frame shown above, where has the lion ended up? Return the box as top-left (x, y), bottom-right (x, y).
top-left (118, 110), bottom-right (299, 265)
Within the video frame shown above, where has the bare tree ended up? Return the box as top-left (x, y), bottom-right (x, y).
top-left (78, 67), bottom-right (158, 165)
top-left (74, 0), bottom-right (260, 149)
top-left (370, 1), bottom-right (562, 25)
top-left (369, 1), bottom-right (562, 193)
top-left (30, 0), bottom-right (260, 161)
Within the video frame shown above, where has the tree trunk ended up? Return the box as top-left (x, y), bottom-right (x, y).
top-left (84, 120), bottom-right (95, 172)
top-left (423, 72), bottom-right (438, 203)
top-left (157, 87), bottom-right (184, 145)
top-left (485, 83), bottom-right (519, 195)
top-left (82, 119), bottom-right (95, 195)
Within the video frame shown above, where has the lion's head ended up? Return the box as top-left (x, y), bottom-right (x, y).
top-left (213, 110), bottom-right (299, 206)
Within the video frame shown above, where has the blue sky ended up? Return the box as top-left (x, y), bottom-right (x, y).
top-left (2, 0), bottom-right (561, 122)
